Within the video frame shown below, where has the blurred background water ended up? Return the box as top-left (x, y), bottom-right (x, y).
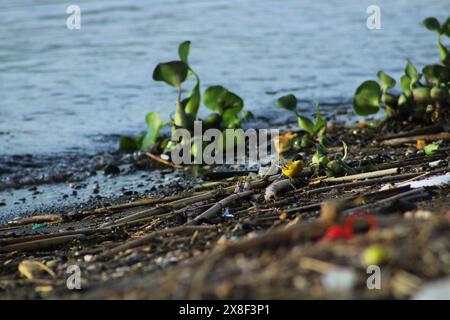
top-left (0, 0), bottom-right (449, 157)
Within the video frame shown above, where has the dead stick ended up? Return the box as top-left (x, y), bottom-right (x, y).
top-left (344, 187), bottom-right (427, 214)
top-left (108, 175), bottom-right (279, 225)
top-left (186, 190), bottom-right (255, 225)
top-left (145, 152), bottom-right (182, 169)
top-left (317, 168), bottom-right (399, 183)
top-left (96, 225), bottom-right (217, 260)
top-left (0, 234), bottom-right (85, 253)
top-left (381, 132), bottom-right (450, 146)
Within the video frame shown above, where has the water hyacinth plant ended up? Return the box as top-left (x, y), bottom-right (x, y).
top-left (276, 94), bottom-right (331, 148)
top-left (120, 41), bottom-right (251, 153)
top-left (353, 16), bottom-right (450, 124)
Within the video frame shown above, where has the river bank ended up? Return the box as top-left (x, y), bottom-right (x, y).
top-left (0, 121), bottom-right (449, 299)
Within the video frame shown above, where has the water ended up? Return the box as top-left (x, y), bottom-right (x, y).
top-left (1, 0), bottom-right (449, 157)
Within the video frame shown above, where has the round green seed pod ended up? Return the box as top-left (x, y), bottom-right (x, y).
top-left (413, 87), bottom-right (432, 104)
top-left (300, 135), bottom-right (314, 148)
top-left (430, 86), bottom-right (448, 102)
top-left (326, 160), bottom-right (345, 177)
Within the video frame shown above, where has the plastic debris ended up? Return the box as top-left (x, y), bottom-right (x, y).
top-left (408, 174), bottom-right (450, 188)
top-left (32, 223), bottom-right (48, 230)
top-left (222, 209), bottom-right (234, 218)
top-left (412, 277), bottom-right (450, 300)
top-left (320, 211), bottom-right (377, 241)
top-left (321, 268), bottom-right (357, 292)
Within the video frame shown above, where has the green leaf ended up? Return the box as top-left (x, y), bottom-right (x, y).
top-left (423, 17), bottom-right (441, 33)
top-left (222, 106), bottom-right (242, 128)
top-left (313, 103), bottom-right (326, 134)
top-left (424, 143), bottom-right (439, 155)
top-left (178, 41), bottom-right (191, 65)
top-left (276, 94), bottom-right (298, 114)
top-left (437, 37), bottom-right (450, 66)
top-left (152, 61), bottom-right (188, 88)
top-left (119, 136), bottom-right (141, 153)
top-left (183, 73), bottom-right (201, 118)
top-left (203, 85), bottom-right (243, 115)
top-left (405, 60), bottom-right (419, 82)
top-left (342, 141), bottom-right (348, 161)
top-left (353, 80), bottom-right (381, 116)
top-left (443, 17), bottom-right (450, 37)
top-left (297, 116), bottom-right (315, 135)
top-left (423, 64), bottom-right (450, 85)
top-left (377, 70), bottom-right (396, 91)
top-left (141, 112), bottom-right (163, 149)
top-left (400, 75), bottom-right (412, 97)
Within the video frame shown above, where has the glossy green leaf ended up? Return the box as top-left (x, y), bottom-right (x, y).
top-left (437, 37), bottom-right (450, 66)
top-left (313, 103), bottom-right (326, 134)
top-left (203, 85), bottom-right (243, 115)
top-left (141, 112), bottom-right (163, 149)
top-left (423, 17), bottom-right (441, 33)
top-left (377, 70), bottom-right (396, 90)
top-left (276, 94), bottom-right (298, 114)
top-left (178, 41), bottom-right (191, 64)
top-left (405, 60), bottom-right (419, 82)
top-left (297, 115), bottom-right (315, 135)
top-left (152, 61), bottom-right (188, 88)
top-left (353, 80), bottom-right (381, 116)
top-left (183, 73), bottom-right (201, 118)
top-left (400, 75), bottom-right (412, 96)
top-left (423, 64), bottom-right (450, 85)
top-left (342, 141), bottom-right (348, 161)
top-left (424, 143), bottom-right (439, 155)
top-left (441, 17), bottom-right (450, 37)
top-left (222, 106), bottom-right (242, 128)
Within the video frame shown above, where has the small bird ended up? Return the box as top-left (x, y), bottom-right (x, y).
top-left (281, 159), bottom-right (304, 179)
top-left (280, 154), bottom-right (304, 189)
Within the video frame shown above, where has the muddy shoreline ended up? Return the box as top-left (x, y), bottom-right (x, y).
top-left (0, 105), bottom-right (355, 223)
top-left (0, 121), bottom-right (449, 299)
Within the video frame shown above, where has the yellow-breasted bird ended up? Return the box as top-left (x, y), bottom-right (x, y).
top-left (281, 159), bottom-right (304, 179)
top-left (280, 154), bottom-right (304, 189)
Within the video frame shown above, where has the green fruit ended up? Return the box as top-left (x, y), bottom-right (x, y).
top-left (326, 160), bottom-right (345, 177)
top-left (291, 136), bottom-right (302, 151)
top-left (362, 244), bottom-right (390, 266)
top-left (300, 135), bottom-right (314, 148)
top-left (413, 87), bottom-right (432, 104)
top-left (311, 153), bottom-right (329, 166)
top-left (430, 86), bottom-right (448, 101)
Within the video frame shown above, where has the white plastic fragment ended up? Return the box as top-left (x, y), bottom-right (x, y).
top-left (321, 268), bottom-right (356, 292)
top-left (412, 277), bottom-right (450, 300)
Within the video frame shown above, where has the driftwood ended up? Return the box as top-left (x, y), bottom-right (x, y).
top-left (317, 168), bottom-right (399, 183)
top-left (145, 152), bottom-right (183, 169)
top-left (187, 190), bottom-right (256, 225)
top-left (381, 132), bottom-right (450, 146)
top-left (107, 175), bottom-right (279, 226)
top-left (96, 225), bottom-right (217, 260)
top-left (0, 234), bottom-right (85, 253)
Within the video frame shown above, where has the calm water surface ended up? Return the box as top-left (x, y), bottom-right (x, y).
top-left (1, 0), bottom-right (449, 156)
